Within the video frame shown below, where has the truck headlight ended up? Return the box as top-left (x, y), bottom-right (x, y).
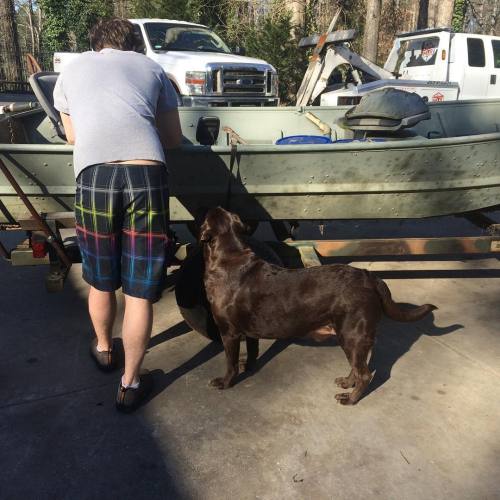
top-left (267, 72), bottom-right (278, 96)
top-left (185, 71), bottom-right (206, 95)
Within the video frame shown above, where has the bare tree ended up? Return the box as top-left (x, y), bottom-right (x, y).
top-left (363, 0), bottom-right (382, 61)
top-left (378, 0), bottom-right (422, 62)
top-left (436, 0), bottom-right (454, 26)
top-left (427, 0), bottom-right (453, 27)
top-left (113, 0), bottom-right (133, 18)
top-left (405, 0), bottom-right (422, 30)
top-left (490, 0), bottom-right (500, 34)
top-left (427, 0), bottom-right (438, 26)
top-left (15, 0), bottom-right (41, 55)
top-left (466, 0), bottom-right (500, 34)
top-left (0, 0), bottom-right (23, 81)
top-left (290, 0), bottom-right (306, 38)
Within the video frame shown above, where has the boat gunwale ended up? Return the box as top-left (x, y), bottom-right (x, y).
top-left (1, 130), bottom-right (500, 154)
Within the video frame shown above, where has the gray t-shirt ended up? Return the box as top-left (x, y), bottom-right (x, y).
top-left (53, 48), bottom-right (178, 178)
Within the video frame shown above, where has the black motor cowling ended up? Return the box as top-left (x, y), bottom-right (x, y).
top-left (340, 88), bottom-right (430, 133)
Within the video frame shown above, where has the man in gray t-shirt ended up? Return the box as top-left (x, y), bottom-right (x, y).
top-left (54, 18), bottom-right (182, 412)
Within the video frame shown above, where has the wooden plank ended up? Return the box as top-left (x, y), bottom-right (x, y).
top-left (284, 236), bottom-right (500, 257)
top-left (18, 211), bottom-right (76, 230)
top-left (297, 245), bottom-right (321, 267)
top-left (11, 247), bottom-right (49, 266)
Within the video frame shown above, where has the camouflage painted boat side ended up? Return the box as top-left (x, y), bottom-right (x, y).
top-left (1, 99), bottom-right (499, 223)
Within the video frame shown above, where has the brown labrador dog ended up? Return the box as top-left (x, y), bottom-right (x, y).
top-left (200, 207), bottom-right (437, 405)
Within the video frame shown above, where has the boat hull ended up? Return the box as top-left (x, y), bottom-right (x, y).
top-left (1, 100), bottom-right (500, 223)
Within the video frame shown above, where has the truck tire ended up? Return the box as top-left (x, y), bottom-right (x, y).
top-left (175, 237), bottom-right (282, 343)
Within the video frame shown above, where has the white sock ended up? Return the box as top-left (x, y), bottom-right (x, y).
top-left (121, 376), bottom-right (140, 389)
top-left (96, 344), bottom-right (112, 353)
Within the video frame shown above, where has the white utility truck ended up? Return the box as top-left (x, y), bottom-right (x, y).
top-left (54, 18), bottom-right (279, 107)
top-left (305, 28), bottom-right (500, 106)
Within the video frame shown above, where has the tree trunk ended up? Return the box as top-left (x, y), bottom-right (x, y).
top-left (25, 0), bottom-right (36, 54)
top-left (427, 0), bottom-right (439, 27)
top-left (290, 0), bottom-right (306, 39)
top-left (490, 1), bottom-right (500, 34)
top-left (113, 0), bottom-right (128, 18)
top-left (36, 6), bottom-right (42, 55)
top-left (363, 0), bottom-right (382, 62)
top-left (436, 0), bottom-right (455, 27)
top-left (0, 0), bottom-right (23, 81)
top-left (404, 0), bottom-right (421, 31)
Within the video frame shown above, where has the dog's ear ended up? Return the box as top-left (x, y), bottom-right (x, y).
top-left (199, 220), bottom-right (212, 242)
top-left (229, 212), bottom-right (247, 234)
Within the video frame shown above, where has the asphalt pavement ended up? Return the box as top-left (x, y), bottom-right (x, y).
top-left (0, 222), bottom-right (499, 500)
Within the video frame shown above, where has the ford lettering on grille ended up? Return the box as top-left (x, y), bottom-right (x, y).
top-left (236, 78), bottom-right (253, 85)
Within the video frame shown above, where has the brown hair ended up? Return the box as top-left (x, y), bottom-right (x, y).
top-left (89, 18), bottom-right (138, 52)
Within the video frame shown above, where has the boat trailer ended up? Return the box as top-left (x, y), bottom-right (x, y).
top-left (1, 150), bottom-right (499, 291)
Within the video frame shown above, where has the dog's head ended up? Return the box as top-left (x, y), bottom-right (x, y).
top-left (199, 207), bottom-right (247, 243)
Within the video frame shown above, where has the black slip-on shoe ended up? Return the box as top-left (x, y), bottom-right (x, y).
top-left (90, 338), bottom-right (117, 372)
top-left (115, 372), bottom-right (153, 413)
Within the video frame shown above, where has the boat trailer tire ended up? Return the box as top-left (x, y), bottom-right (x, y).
top-left (174, 237), bottom-right (282, 342)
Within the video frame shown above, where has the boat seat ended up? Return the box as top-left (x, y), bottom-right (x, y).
top-left (28, 71), bottom-right (66, 140)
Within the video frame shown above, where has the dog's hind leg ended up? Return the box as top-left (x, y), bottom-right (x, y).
top-left (240, 337), bottom-right (259, 372)
top-left (210, 334), bottom-right (241, 390)
top-left (335, 319), bottom-right (375, 405)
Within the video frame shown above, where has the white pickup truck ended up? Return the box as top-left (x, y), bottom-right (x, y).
top-left (319, 28), bottom-right (500, 105)
top-left (54, 18), bottom-right (279, 107)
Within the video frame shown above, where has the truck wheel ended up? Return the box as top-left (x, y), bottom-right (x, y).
top-left (174, 237), bottom-right (282, 343)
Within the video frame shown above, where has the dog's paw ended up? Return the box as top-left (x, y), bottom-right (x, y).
top-left (209, 377), bottom-right (228, 390)
top-left (335, 377), bottom-right (355, 389)
top-left (335, 392), bottom-right (355, 405)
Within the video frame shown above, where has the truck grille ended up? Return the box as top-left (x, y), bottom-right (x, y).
top-left (211, 67), bottom-right (269, 95)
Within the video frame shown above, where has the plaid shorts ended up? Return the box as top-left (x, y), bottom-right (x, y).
top-left (75, 163), bottom-right (172, 301)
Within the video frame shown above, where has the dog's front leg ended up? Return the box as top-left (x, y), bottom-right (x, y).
top-left (210, 334), bottom-right (240, 390)
top-left (240, 337), bottom-right (259, 372)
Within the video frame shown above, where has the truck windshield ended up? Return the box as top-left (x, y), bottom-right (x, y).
top-left (394, 36), bottom-right (440, 72)
top-left (144, 23), bottom-right (231, 53)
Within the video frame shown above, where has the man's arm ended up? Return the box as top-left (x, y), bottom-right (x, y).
top-left (156, 108), bottom-right (182, 150)
top-left (60, 112), bottom-right (76, 145)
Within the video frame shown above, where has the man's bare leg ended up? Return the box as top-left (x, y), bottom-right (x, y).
top-left (89, 286), bottom-right (116, 351)
top-left (121, 295), bottom-right (153, 386)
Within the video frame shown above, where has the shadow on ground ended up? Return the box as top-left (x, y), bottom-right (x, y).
top-left (0, 239), bottom-right (191, 499)
top-left (365, 309), bottom-right (462, 399)
top-left (148, 304), bottom-right (461, 407)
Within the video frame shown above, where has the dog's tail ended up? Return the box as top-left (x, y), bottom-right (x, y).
top-left (374, 277), bottom-right (437, 322)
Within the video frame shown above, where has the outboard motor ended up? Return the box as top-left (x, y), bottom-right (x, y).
top-left (339, 88), bottom-right (430, 138)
